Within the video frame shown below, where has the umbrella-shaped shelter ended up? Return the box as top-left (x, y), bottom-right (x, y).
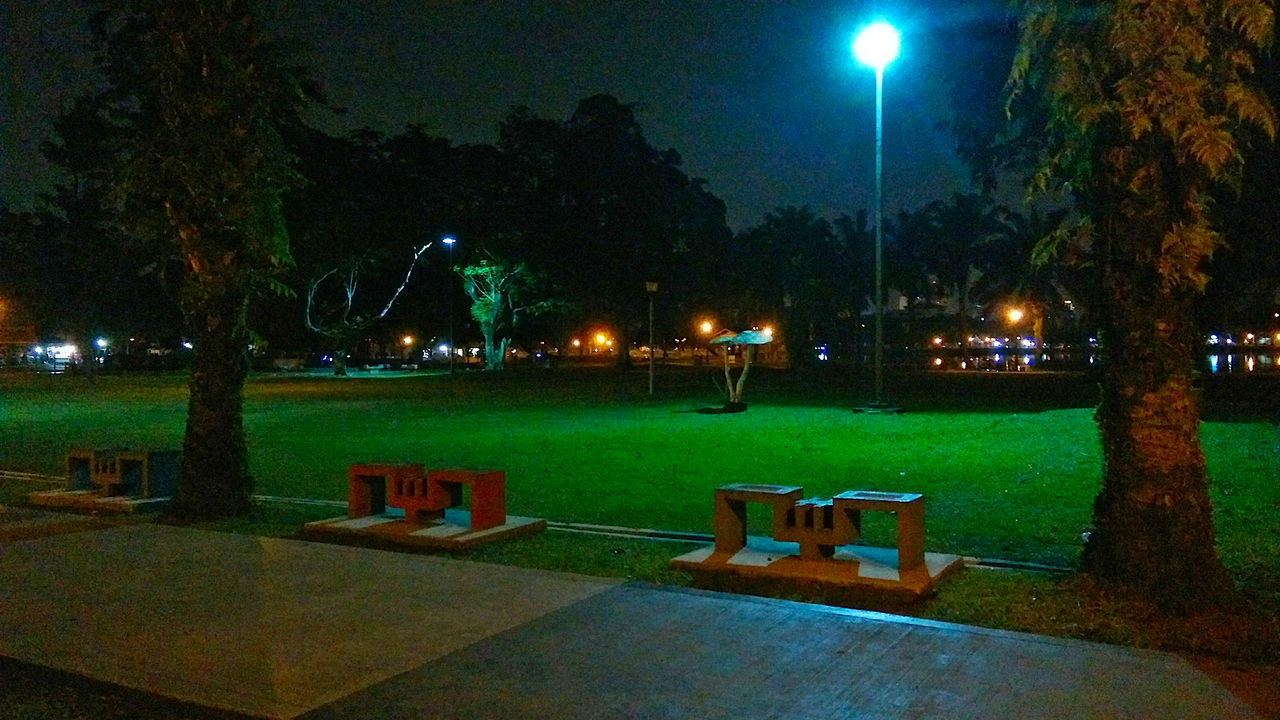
top-left (708, 329), bottom-right (773, 410)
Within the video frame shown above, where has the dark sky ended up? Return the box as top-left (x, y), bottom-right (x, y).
top-left (1, 1), bottom-right (1015, 230)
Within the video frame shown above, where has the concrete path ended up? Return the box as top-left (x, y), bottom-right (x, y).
top-left (0, 521), bottom-right (1261, 719)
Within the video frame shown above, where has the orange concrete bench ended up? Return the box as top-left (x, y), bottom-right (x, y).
top-left (347, 463), bottom-right (424, 518)
top-left (713, 483), bottom-right (926, 570)
top-left (832, 490), bottom-right (925, 571)
top-left (713, 483), bottom-right (803, 553)
top-left (346, 463), bottom-right (506, 532)
top-left (424, 468), bottom-right (506, 532)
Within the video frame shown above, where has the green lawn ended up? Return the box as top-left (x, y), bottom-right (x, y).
top-left (2, 366), bottom-right (1276, 580)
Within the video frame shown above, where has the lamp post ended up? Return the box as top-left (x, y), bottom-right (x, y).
top-left (646, 281), bottom-right (658, 395)
top-left (853, 21), bottom-right (900, 409)
top-left (442, 235), bottom-right (456, 374)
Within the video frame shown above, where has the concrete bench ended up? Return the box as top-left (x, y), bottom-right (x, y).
top-left (425, 468), bottom-right (506, 532)
top-left (713, 483), bottom-right (803, 553)
top-left (346, 463), bottom-right (506, 532)
top-left (347, 463), bottom-right (425, 518)
top-left (67, 448), bottom-right (179, 499)
top-left (712, 484), bottom-right (926, 570)
top-left (833, 490), bottom-right (925, 571)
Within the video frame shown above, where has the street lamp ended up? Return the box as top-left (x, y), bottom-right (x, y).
top-left (442, 235), bottom-right (456, 374)
top-left (853, 21), bottom-right (899, 409)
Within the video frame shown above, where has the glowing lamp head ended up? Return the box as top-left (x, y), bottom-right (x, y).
top-left (1007, 308), bottom-right (1025, 323)
top-left (442, 235), bottom-right (456, 246)
top-left (699, 320), bottom-right (713, 334)
top-left (853, 22), bottom-right (900, 71)
top-left (402, 335), bottom-right (413, 346)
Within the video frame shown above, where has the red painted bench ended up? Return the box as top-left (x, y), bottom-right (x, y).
top-left (425, 468), bottom-right (506, 531)
top-left (346, 463), bottom-right (506, 532)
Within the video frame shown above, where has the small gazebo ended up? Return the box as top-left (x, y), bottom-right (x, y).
top-left (707, 329), bottom-right (772, 411)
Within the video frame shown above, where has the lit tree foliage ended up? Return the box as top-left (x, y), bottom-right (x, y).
top-left (457, 252), bottom-right (551, 371)
top-left (1009, 0), bottom-right (1275, 610)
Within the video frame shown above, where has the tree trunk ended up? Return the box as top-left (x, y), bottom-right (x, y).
top-left (171, 295), bottom-right (253, 520)
top-left (332, 348), bottom-right (348, 376)
top-left (1082, 263), bottom-right (1233, 612)
top-left (481, 319), bottom-right (504, 370)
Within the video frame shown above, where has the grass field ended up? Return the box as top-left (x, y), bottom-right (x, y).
top-left (2, 366), bottom-right (1276, 578)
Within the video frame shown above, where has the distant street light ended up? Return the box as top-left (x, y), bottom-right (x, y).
top-left (442, 235), bottom-right (456, 374)
top-left (1007, 307), bottom-right (1025, 324)
top-left (854, 21), bottom-right (900, 409)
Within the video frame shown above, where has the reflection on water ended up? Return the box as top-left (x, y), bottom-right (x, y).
top-left (1207, 353), bottom-right (1280, 373)
top-left (927, 351), bottom-right (1280, 373)
top-left (928, 350), bottom-right (1096, 372)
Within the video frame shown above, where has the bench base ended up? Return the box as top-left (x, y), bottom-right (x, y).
top-left (28, 489), bottom-right (171, 514)
top-left (670, 535), bottom-right (963, 603)
top-left (302, 508), bottom-right (545, 551)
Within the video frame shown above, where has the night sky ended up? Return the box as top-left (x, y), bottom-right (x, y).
top-left (2, 1), bottom-right (1015, 230)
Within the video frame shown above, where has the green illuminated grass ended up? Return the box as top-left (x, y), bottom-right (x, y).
top-left (2, 366), bottom-right (1275, 578)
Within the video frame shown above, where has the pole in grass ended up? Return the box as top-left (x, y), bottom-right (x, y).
top-left (646, 281), bottom-right (658, 395)
top-left (853, 21), bottom-right (900, 413)
top-left (442, 235), bottom-right (456, 374)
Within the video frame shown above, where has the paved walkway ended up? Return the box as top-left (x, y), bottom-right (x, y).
top-left (0, 516), bottom-right (1263, 719)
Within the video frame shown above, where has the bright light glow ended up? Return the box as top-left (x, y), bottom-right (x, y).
top-left (1007, 308), bottom-right (1024, 323)
top-left (1021, 338), bottom-right (1035, 348)
top-left (605, 340), bottom-right (613, 347)
top-left (933, 357), bottom-right (943, 367)
top-left (853, 22), bottom-right (900, 70)
top-left (442, 235), bottom-right (456, 245)
top-left (699, 320), bottom-right (713, 334)
top-left (95, 337), bottom-right (108, 349)
top-left (595, 333), bottom-right (607, 345)
top-left (46, 344), bottom-right (77, 359)
top-left (402, 335), bottom-right (413, 346)
top-left (932, 337), bottom-right (943, 346)
top-left (182, 341), bottom-right (193, 350)
top-left (1246, 332), bottom-right (1256, 342)
top-left (761, 326), bottom-right (774, 337)
top-left (572, 338), bottom-right (581, 347)
top-left (1247, 356), bottom-right (1256, 372)
top-left (437, 343), bottom-right (449, 353)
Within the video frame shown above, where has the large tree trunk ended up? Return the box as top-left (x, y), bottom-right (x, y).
top-left (1082, 257), bottom-right (1233, 612)
top-left (481, 319), bottom-right (505, 370)
top-left (171, 295), bottom-right (253, 520)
